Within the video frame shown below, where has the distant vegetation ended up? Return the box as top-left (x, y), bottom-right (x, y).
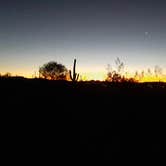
top-left (105, 57), bottom-right (165, 83)
top-left (0, 58), bottom-right (165, 82)
top-left (106, 57), bottom-right (136, 83)
top-left (133, 65), bottom-right (164, 82)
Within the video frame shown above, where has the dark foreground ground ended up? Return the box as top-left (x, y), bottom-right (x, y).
top-left (1, 77), bottom-right (166, 164)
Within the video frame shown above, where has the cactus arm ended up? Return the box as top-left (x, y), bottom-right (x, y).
top-left (69, 70), bottom-right (73, 81)
top-left (76, 73), bottom-right (79, 81)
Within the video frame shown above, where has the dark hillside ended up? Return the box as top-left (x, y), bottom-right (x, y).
top-left (1, 78), bottom-right (166, 163)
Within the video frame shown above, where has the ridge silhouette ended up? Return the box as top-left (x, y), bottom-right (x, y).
top-left (1, 77), bottom-right (166, 163)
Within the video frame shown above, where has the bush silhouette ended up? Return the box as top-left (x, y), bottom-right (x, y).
top-left (39, 61), bottom-right (68, 80)
top-left (106, 58), bottom-right (135, 82)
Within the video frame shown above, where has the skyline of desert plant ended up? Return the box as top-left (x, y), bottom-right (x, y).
top-left (1, 57), bottom-right (166, 82)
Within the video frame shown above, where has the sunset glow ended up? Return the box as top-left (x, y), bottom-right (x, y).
top-left (2, 69), bottom-right (166, 83)
top-left (79, 72), bottom-right (107, 81)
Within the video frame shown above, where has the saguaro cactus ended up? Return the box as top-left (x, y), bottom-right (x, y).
top-left (69, 59), bottom-right (79, 82)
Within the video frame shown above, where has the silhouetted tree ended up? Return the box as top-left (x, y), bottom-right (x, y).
top-left (39, 61), bottom-right (68, 80)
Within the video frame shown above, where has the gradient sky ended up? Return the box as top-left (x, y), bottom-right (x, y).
top-left (0, 0), bottom-right (166, 79)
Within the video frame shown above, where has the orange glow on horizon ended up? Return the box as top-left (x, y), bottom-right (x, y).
top-left (138, 76), bottom-right (166, 83)
top-left (1, 70), bottom-right (166, 82)
top-left (79, 72), bottom-right (107, 81)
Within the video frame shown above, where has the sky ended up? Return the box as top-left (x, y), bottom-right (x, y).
top-left (0, 0), bottom-right (166, 80)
